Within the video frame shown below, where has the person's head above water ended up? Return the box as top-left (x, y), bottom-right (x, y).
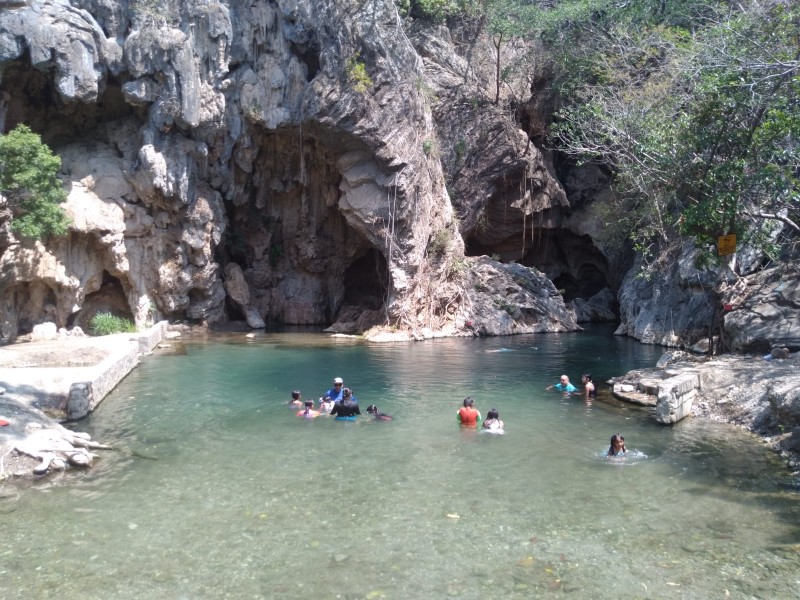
top-left (581, 374), bottom-right (592, 382)
top-left (463, 396), bottom-right (474, 407)
top-left (486, 408), bottom-right (499, 420)
top-left (560, 375), bottom-right (570, 384)
top-left (333, 377), bottom-right (343, 387)
top-left (304, 400), bottom-right (313, 408)
top-left (609, 433), bottom-right (626, 456)
top-left (342, 387), bottom-right (352, 399)
top-left (366, 404), bottom-right (378, 414)
top-left (292, 390), bottom-right (301, 400)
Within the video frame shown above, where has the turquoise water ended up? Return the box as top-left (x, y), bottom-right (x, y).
top-left (2, 326), bottom-right (799, 599)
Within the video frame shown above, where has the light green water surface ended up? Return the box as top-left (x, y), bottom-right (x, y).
top-left (1, 327), bottom-right (799, 599)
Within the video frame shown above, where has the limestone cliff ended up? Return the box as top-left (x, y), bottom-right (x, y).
top-left (0, 0), bottom-right (580, 341)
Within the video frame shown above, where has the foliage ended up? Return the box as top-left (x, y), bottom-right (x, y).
top-left (346, 57), bottom-right (373, 94)
top-left (428, 228), bottom-right (452, 256)
top-left (0, 124), bottom-right (70, 241)
top-left (546, 0), bottom-right (800, 268)
top-left (90, 312), bottom-right (137, 336)
top-left (408, 0), bottom-right (459, 22)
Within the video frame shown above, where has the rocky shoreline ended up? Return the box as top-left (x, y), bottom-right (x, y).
top-left (1, 331), bottom-right (799, 484)
top-left (610, 349), bottom-right (800, 478)
top-left (0, 323), bottom-right (171, 482)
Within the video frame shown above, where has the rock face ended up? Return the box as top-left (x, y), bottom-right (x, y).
top-left (721, 263), bottom-right (800, 353)
top-left (0, 0), bottom-right (585, 342)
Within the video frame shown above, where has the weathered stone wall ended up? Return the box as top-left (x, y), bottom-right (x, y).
top-left (0, 0), bottom-right (588, 342)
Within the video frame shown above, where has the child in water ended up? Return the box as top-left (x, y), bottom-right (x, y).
top-left (482, 408), bottom-right (504, 432)
top-left (366, 404), bottom-right (393, 421)
top-left (318, 395), bottom-right (334, 414)
top-left (297, 400), bottom-right (320, 419)
top-left (288, 390), bottom-right (303, 407)
top-left (608, 433), bottom-right (626, 456)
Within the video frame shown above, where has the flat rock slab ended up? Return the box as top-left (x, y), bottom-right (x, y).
top-left (612, 385), bottom-right (657, 406)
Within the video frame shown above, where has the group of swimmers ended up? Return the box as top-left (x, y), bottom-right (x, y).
top-left (288, 374), bottom-right (625, 455)
top-left (287, 377), bottom-right (393, 421)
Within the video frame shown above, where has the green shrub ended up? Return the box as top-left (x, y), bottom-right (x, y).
top-left (90, 312), bottom-right (137, 336)
top-left (428, 228), bottom-right (451, 257)
top-left (346, 57), bottom-right (373, 94)
top-left (0, 124), bottom-right (70, 240)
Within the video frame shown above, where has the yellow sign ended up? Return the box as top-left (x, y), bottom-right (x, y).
top-left (717, 234), bottom-right (737, 256)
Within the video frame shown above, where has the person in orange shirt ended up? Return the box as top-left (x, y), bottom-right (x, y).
top-left (457, 397), bottom-right (482, 427)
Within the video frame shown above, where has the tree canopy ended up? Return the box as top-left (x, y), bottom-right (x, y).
top-left (0, 124), bottom-right (70, 241)
top-left (544, 0), bottom-right (800, 270)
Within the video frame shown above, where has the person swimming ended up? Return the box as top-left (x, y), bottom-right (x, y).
top-left (547, 375), bottom-right (578, 394)
top-left (297, 400), bottom-right (320, 419)
top-left (608, 433), bottom-right (626, 456)
top-left (457, 397), bottom-right (482, 427)
top-left (288, 390), bottom-right (303, 407)
top-left (482, 408), bottom-right (504, 432)
top-left (366, 404), bottom-right (393, 421)
top-left (318, 395), bottom-right (334, 414)
top-left (582, 374), bottom-right (596, 401)
top-left (330, 388), bottom-right (361, 420)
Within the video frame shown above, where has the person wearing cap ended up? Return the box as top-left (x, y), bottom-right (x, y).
top-left (546, 375), bottom-right (577, 394)
top-left (322, 377), bottom-right (345, 403)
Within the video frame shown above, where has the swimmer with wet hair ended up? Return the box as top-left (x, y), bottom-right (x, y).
top-left (297, 400), bottom-right (320, 419)
top-left (288, 390), bottom-right (303, 407)
top-left (608, 433), bottom-right (626, 456)
top-left (582, 374), bottom-right (596, 401)
top-left (366, 404), bottom-right (393, 421)
top-left (482, 408), bottom-right (504, 432)
top-left (457, 396), bottom-right (482, 427)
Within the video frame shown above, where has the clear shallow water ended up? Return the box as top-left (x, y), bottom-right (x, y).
top-left (2, 326), bottom-right (800, 599)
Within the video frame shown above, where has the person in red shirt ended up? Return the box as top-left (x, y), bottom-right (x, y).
top-left (457, 397), bottom-right (482, 427)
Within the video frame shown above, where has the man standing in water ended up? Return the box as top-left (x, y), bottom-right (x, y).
top-left (322, 377), bottom-right (345, 403)
top-left (547, 375), bottom-right (577, 394)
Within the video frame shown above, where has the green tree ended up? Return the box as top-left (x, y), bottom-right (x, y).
top-left (547, 0), bottom-right (800, 268)
top-left (0, 124), bottom-right (70, 241)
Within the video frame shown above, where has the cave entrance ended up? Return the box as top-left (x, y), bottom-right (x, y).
top-left (465, 227), bottom-right (611, 303)
top-left (343, 249), bottom-right (388, 312)
top-left (70, 272), bottom-right (134, 333)
top-left (0, 57), bottom-right (134, 145)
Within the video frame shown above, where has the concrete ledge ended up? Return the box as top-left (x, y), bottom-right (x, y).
top-left (655, 372), bottom-right (701, 424)
top-left (0, 321), bottom-right (168, 420)
top-left (66, 342), bottom-right (140, 419)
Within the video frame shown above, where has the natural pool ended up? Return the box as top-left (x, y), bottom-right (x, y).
top-left (2, 326), bottom-right (799, 599)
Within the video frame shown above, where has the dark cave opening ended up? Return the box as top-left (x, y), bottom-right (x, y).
top-left (69, 271), bottom-right (134, 332)
top-left (465, 228), bottom-right (612, 303)
top-left (0, 57), bottom-right (136, 145)
top-left (343, 249), bottom-right (388, 312)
